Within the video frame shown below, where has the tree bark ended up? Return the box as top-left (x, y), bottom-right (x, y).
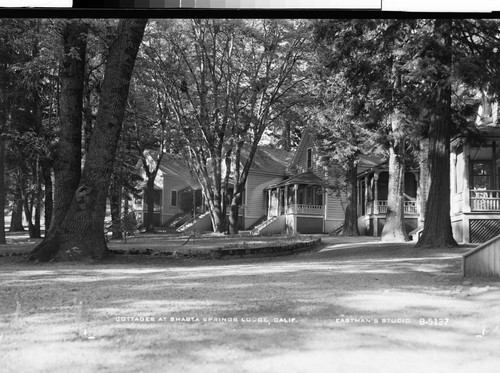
top-left (109, 174), bottom-right (123, 239)
top-left (41, 159), bottom-right (53, 233)
top-left (9, 184), bottom-right (24, 232)
top-left (0, 136), bottom-right (6, 244)
top-left (48, 21), bottom-right (88, 234)
top-left (381, 141), bottom-right (409, 241)
top-left (140, 151), bottom-right (164, 233)
top-left (228, 190), bottom-right (243, 235)
top-left (145, 176), bottom-right (157, 233)
top-left (416, 19), bottom-right (458, 248)
top-left (341, 160), bottom-right (360, 236)
top-left (30, 19), bottom-right (147, 262)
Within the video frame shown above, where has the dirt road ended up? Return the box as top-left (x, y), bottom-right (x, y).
top-left (1, 237), bottom-right (499, 372)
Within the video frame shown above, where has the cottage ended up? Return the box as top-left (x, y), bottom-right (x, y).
top-left (356, 155), bottom-right (422, 237)
top-left (450, 126), bottom-right (500, 243)
top-left (134, 147), bottom-right (292, 233)
top-left (255, 129), bottom-right (346, 235)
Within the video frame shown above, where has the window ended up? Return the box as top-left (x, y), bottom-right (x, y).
top-left (307, 148), bottom-right (312, 169)
top-left (171, 190), bottom-right (178, 207)
top-left (471, 161), bottom-right (493, 190)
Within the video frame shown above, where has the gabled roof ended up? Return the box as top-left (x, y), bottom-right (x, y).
top-left (265, 170), bottom-right (326, 190)
top-left (357, 154), bottom-right (387, 175)
top-left (141, 145), bottom-right (292, 190)
top-left (242, 146), bottom-right (293, 175)
top-left (288, 128), bottom-right (312, 172)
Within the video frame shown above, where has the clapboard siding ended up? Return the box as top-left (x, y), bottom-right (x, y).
top-left (463, 234), bottom-right (500, 277)
top-left (162, 175), bottom-right (190, 221)
top-left (244, 172), bottom-right (284, 228)
top-left (325, 191), bottom-right (346, 233)
top-left (295, 138), bottom-right (324, 175)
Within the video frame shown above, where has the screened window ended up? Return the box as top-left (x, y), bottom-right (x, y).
top-left (307, 148), bottom-right (312, 169)
top-left (471, 161), bottom-right (493, 190)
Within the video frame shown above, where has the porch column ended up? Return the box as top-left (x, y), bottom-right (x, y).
top-left (294, 184), bottom-right (298, 214)
top-left (267, 190), bottom-right (272, 218)
top-left (278, 187), bottom-right (283, 215)
top-left (364, 175), bottom-right (370, 215)
top-left (323, 186), bottom-right (327, 233)
top-left (413, 171), bottom-right (422, 223)
top-left (373, 172), bottom-right (379, 215)
top-left (463, 143), bottom-right (471, 213)
top-left (284, 185), bottom-right (289, 215)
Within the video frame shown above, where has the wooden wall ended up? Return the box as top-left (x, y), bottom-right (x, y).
top-left (463, 234), bottom-right (500, 277)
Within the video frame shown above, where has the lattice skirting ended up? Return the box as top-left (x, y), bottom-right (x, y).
top-left (470, 219), bottom-right (500, 243)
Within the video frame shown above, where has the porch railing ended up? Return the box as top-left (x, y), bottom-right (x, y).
top-left (470, 190), bottom-right (500, 211)
top-left (285, 204), bottom-right (324, 215)
top-left (377, 200), bottom-right (418, 215)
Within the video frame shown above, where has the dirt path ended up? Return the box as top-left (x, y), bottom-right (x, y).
top-left (1, 236), bottom-right (499, 372)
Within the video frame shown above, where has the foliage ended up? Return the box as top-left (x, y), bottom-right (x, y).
top-left (144, 19), bottom-right (310, 232)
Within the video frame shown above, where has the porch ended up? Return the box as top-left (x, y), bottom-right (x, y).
top-left (357, 169), bottom-right (421, 236)
top-left (264, 171), bottom-right (326, 234)
top-left (450, 134), bottom-right (500, 243)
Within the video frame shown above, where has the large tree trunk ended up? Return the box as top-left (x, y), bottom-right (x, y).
top-left (48, 21), bottom-right (88, 234)
top-left (41, 159), bottom-right (53, 233)
top-left (381, 142), bottom-right (409, 241)
top-left (228, 188), bottom-right (243, 235)
top-left (341, 160), bottom-right (360, 236)
top-left (144, 176), bottom-right (156, 233)
top-left (30, 19), bottom-right (147, 262)
top-left (0, 136), bottom-right (6, 244)
top-left (109, 174), bottom-right (123, 239)
top-left (416, 19), bottom-right (458, 248)
top-left (206, 191), bottom-right (224, 234)
top-left (9, 184), bottom-right (24, 232)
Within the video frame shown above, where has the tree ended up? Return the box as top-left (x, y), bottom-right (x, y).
top-left (124, 60), bottom-right (172, 233)
top-left (146, 19), bottom-right (308, 234)
top-left (30, 18), bottom-right (147, 262)
top-left (48, 20), bottom-right (89, 235)
top-left (415, 19), bottom-right (458, 247)
top-left (313, 19), bottom-right (430, 241)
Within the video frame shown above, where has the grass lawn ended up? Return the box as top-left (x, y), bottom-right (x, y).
top-left (1, 235), bottom-right (499, 372)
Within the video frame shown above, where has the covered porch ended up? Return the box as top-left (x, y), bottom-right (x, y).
top-left (357, 168), bottom-right (421, 237)
top-left (451, 130), bottom-right (500, 242)
top-left (264, 171), bottom-right (326, 234)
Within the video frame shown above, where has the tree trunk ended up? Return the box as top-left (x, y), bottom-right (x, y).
top-left (9, 184), bottom-right (24, 232)
top-left (228, 189), bottom-right (243, 235)
top-left (30, 19), bottom-right (147, 262)
top-left (418, 139), bottom-right (430, 226)
top-left (0, 136), bottom-right (6, 244)
top-left (341, 160), bottom-right (360, 236)
top-left (416, 19), bottom-right (458, 248)
top-left (145, 176), bottom-right (157, 233)
top-left (41, 159), bottom-right (53, 233)
top-left (381, 142), bottom-right (409, 241)
top-left (47, 21), bottom-right (88, 234)
top-left (109, 175), bottom-right (123, 239)
top-left (207, 194), bottom-right (224, 234)
top-left (23, 197), bottom-right (35, 238)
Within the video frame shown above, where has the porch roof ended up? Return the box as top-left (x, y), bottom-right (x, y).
top-left (265, 171), bottom-right (326, 190)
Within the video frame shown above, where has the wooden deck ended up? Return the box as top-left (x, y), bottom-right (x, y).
top-left (463, 234), bottom-right (500, 277)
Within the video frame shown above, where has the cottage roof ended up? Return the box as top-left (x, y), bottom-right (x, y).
top-left (265, 170), bottom-right (326, 190)
top-left (241, 146), bottom-right (293, 175)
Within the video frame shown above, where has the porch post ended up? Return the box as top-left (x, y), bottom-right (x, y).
top-left (373, 172), bottom-right (379, 214)
top-left (463, 143), bottom-right (471, 243)
top-left (463, 143), bottom-right (471, 213)
top-left (294, 184), bottom-right (298, 214)
top-left (267, 190), bottom-right (272, 218)
top-left (364, 175), bottom-right (370, 215)
top-left (284, 185), bottom-right (289, 215)
top-left (414, 171), bottom-right (422, 222)
top-left (278, 187), bottom-right (283, 215)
